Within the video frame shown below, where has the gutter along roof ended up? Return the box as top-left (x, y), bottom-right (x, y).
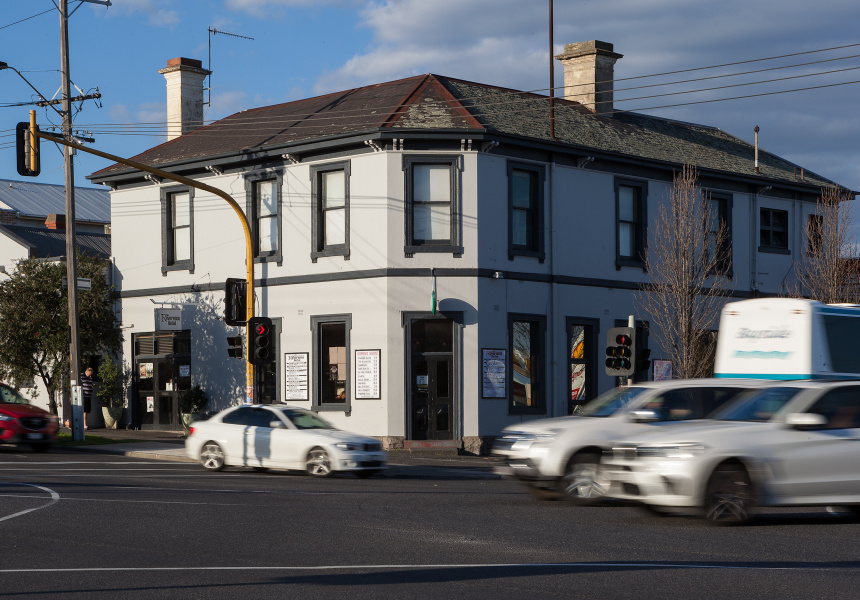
top-left (89, 73), bottom-right (837, 191)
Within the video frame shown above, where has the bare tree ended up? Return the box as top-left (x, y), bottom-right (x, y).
top-left (636, 165), bottom-right (732, 379)
top-left (787, 186), bottom-right (858, 304)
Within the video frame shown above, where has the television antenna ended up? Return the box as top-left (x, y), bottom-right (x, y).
top-left (207, 27), bottom-right (255, 107)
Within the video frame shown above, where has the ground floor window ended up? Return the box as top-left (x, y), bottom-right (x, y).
top-left (568, 319), bottom-right (598, 414)
top-left (311, 314), bottom-right (351, 412)
top-left (509, 314), bottom-right (546, 415)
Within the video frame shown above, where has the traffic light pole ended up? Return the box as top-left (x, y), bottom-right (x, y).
top-left (28, 126), bottom-right (257, 405)
top-left (627, 315), bottom-right (635, 387)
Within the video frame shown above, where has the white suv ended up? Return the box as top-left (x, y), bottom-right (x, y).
top-left (605, 381), bottom-right (860, 523)
top-left (492, 379), bottom-right (763, 503)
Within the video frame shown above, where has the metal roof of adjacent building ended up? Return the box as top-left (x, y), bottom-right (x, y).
top-left (89, 73), bottom-right (837, 190)
top-left (0, 179), bottom-right (110, 223)
top-left (0, 225), bottom-right (111, 260)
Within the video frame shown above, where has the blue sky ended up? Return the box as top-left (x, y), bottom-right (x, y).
top-left (1, 0), bottom-right (859, 205)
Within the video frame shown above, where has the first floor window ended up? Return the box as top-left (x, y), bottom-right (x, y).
top-left (312, 314), bottom-right (351, 411)
top-left (760, 207), bottom-right (789, 251)
top-left (508, 162), bottom-right (545, 260)
top-left (707, 194), bottom-right (732, 273)
top-left (509, 315), bottom-right (545, 414)
top-left (256, 179), bottom-right (279, 255)
top-left (161, 187), bottom-right (194, 273)
top-left (616, 180), bottom-right (646, 268)
top-left (404, 155), bottom-right (460, 254)
top-left (311, 161), bottom-right (350, 260)
top-left (244, 171), bottom-right (283, 263)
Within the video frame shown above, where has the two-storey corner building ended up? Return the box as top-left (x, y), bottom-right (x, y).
top-left (88, 44), bottom-right (843, 451)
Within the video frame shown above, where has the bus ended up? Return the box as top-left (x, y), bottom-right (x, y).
top-left (714, 298), bottom-right (860, 380)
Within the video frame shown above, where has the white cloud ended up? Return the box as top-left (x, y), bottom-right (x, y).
top-left (135, 102), bottom-right (166, 124)
top-left (224, 0), bottom-right (363, 18)
top-left (106, 0), bottom-right (179, 27)
top-left (108, 104), bottom-right (131, 123)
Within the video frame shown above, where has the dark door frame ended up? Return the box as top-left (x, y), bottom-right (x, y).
top-left (402, 311), bottom-right (463, 441)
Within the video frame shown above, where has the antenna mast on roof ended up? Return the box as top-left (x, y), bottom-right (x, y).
top-left (206, 27), bottom-right (254, 107)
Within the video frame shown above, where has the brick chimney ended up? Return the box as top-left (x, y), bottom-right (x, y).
top-left (555, 41), bottom-right (623, 115)
top-left (158, 57), bottom-right (211, 141)
top-left (46, 214), bottom-right (65, 230)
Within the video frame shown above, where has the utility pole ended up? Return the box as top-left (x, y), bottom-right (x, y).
top-left (58, 0), bottom-right (84, 441)
top-left (57, 0), bottom-right (111, 441)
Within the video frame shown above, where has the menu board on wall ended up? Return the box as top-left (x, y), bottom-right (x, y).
top-left (355, 349), bottom-right (381, 399)
top-left (481, 348), bottom-right (506, 398)
top-left (284, 353), bottom-right (309, 400)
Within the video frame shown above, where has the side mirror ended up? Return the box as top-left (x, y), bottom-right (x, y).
top-left (629, 409), bottom-right (660, 423)
top-left (784, 412), bottom-right (827, 429)
top-left (270, 420), bottom-right (287, 429)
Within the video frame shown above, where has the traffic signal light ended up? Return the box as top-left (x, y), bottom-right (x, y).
top-left (227, 335), bottom-right (243, 359)
top-left (16, 121), bottom-right (40, 177)
top-left (248, 317), bottom-right (275, 366)
top-left (605, 327), bottom-right (635, 377)
top-left (224, 278), bottom-right (247, 326)
top-left (636, 348), bottom-right (652, 375)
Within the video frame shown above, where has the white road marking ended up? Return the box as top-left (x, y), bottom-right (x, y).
top-left (0, 483), bottom-right (59, 523)
top-left (0, 562), bottom-right (856, 574)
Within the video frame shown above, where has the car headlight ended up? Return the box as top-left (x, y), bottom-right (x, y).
top-left (635, 443), bottom-right (707, 459)
top-left (0, 414), bottom-right (13, 422)
top-left (534, 429), bottom-right (560, 443)
top-left (336, 442), bottom-right (358, 451)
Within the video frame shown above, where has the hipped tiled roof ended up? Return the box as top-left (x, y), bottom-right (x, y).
top-left (90, 74), bottom-right (835, 189)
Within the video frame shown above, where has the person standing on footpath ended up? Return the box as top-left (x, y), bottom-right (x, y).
top-left (80, 366), bottom-right (94, 431)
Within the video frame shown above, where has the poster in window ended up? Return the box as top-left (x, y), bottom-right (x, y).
top-left (482, 348), bottom-right (506, 398)
top-left (284, 353), bottom-right (309, 400)
top-left (653, 360), bottom-right (673, 381)
top-left (355, 349), bottom-right (381, 399)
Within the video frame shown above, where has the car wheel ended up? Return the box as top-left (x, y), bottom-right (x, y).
top-left (306, 447), bottom-right (332, 477)
top-left (200, 442), bottom-right (226, 471)
top-left (355, 469), bottom-right (379, 479)
top-left (704, 464), bottom-right (754, 525)
top-left (30, 443), bottom-right (50, 453)
top-left (559, 452), bottom-right (608, 504)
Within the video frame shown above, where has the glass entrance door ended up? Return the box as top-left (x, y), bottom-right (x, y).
top-left (135, 357), bottom-right (190, 430)
top-left (408, 317), bottom-right (455, 441)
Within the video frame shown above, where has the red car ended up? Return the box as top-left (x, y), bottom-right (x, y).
top-left (0, 384), bottom-right (59, 452)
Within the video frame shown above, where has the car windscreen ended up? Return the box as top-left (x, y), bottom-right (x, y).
top-left (0, 386), bottom-right (30, 405)
top-left (281, 408), bottom-right (334, 430)
top-left (709, 387), bottom-right (803, 422)
top-left (578, 387), bottom-right (647, 417)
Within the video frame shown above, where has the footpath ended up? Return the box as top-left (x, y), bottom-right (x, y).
top-left (56, 427), bottom-right (503, 475)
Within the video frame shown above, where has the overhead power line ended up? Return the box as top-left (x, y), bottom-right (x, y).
top-left (0, 7), bottom-right (54, 30)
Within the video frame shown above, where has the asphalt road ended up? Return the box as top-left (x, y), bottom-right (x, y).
top-left (2, 448), bottom-right (860, 599)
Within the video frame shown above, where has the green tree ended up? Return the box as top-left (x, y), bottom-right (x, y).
top-left (0, 252), bottom-right (122, 415)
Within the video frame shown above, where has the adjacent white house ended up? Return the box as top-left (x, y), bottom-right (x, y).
top-left (88, 44), bottom-right (845, 451)
top-left (0, 179), bottom-right (111, 420)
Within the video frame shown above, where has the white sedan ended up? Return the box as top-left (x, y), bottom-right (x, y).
top-left (186, 404), bottom-right (387, 477)
top-left (605, 380), bottom-right (860, 523)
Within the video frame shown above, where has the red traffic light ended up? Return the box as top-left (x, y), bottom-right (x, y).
top-left (615, 334), bottom-right (632, 346)
top-left (255, 323), bottom-right (268, 336)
